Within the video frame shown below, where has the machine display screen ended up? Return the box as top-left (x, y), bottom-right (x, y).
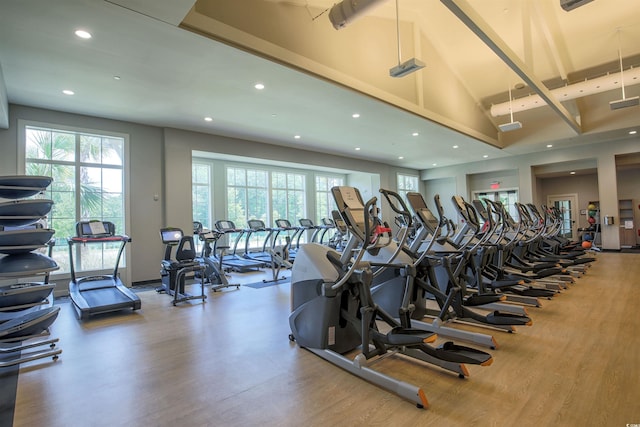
top-left (80, 221), bottom-right (108, 237)
top-left (161, 229), bottom-right (182, 244)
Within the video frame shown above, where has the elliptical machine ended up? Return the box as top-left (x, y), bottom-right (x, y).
top-left (363, 189), bottom-right (500, 349)
top-left (289, 186), bottom-right (493, 409)
top-left (405, 192), bottom-right (533, 332)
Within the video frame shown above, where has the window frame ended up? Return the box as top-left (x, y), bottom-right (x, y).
top-left (17, 119), bottom-right (131, 281)
top-left (191, 158), bottom-right (346, 234)
top-left (314, 174), bottom-right (344, 224)
top-left (397, 173), bottom-right (420, 201)
top-left (192, 160), bottom-right (213, 231)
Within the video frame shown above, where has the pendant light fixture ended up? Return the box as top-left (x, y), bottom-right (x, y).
top-left (610, 29), bottom-right (639, 110)
top-left (389, 0), bottom-right (425, 77)
top-left (499, 83), bottom-right (522, 132)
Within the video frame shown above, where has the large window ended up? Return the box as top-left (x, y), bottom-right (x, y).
top-left (192, 162), bottom-right (211, 230)
top-left (23, 124), bottom-right (127, 273)
top-left (272, 172), bottom-right (305, 223)
top-left (397, 173), bottom-right (419, 201)
top-left (191, 160), bottom-right (347, 232)
top-left (315, 175), bottom-right (343, 223)
top-left (226, 166), bottom-right (269, 226)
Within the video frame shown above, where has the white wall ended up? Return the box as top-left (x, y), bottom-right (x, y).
top-left (2, 102), bottom-right (638, 292)
top-left (423, 176), bottom-right (456, 220)
top-left (2, 106), bottom-right (420, 287)
top-left (421, 136), bottom-right (640, 250)
top-left (162, 127), bottom-right (414, 237)
top-left (0, 104), bottom-right (164, 289)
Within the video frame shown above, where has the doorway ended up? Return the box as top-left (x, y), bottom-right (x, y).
top-left (547, 194), bottom-right (578, 240)
top-left (472, 189), bottom-right (519, 222)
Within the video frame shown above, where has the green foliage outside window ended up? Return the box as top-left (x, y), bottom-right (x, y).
top-left (24, 125), bottom-right (126, 274)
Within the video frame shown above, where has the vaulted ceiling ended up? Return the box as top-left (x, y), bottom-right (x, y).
top-left (1, 0), bottom-right (638, 170)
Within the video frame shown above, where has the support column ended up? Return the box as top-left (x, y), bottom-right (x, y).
top-left (596, 154), bottom-right (619, 250)
top-left (519, 165), bottom-right (533, 203)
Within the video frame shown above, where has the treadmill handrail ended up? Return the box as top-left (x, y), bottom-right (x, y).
top-left (67, 233), bottom-right (130, 283)
top-left (68, 235), bottom-right (131, 243)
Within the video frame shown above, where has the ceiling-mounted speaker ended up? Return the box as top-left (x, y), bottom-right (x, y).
top-left (560, 0), bottom-right (595, 11)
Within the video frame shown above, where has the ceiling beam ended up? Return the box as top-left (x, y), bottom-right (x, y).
top-left (440, 0), bottom-right (582, 134)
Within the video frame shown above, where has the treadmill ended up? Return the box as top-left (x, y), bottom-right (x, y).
top-left (243, 219), bottom-right (276, 264)
top-left (68, 220), bottom-right (141, 320)
top-left (214, 220), bottom-right (264, 272)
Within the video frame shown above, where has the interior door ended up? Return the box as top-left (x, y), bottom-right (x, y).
top-left (547, 194), bottom-right (578, 240)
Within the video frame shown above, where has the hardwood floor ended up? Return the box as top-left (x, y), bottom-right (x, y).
top-left (11, 253), bottom-right (640, 427)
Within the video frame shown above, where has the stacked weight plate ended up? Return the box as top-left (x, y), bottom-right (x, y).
top-left (0, 175), bottom-right (62, 367)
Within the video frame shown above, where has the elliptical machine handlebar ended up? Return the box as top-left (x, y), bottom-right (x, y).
top-left (373, 188), bottom-right (415, 269)
top-left (379, 188), bottom-right (412, 228)
top-left (330, 196), bottom-right (377, 290)
top-left (330, 187), bottom-right (392, 291)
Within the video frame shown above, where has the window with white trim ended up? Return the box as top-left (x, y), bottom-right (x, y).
top-left (23, 124), bottom-right (127, 274)
top-left (397, 173), bottom-right (419, 201)
top-left (192, 162), bottom-right (211, 230)
top-left (272, 172), bottom-right (306, 224)
top-left (190, 158), bottom-right (348, 243)
top-left (315, 175), bottom-right (344, 223)
top-left (226, 166), bottom-right (269, 226)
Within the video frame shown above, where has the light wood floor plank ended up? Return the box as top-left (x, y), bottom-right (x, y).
top-left (12, 252), bottom-right (640, 426)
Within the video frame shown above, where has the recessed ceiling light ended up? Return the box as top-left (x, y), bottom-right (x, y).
top-left (398, 156), bottom-right (404, 160)
top-left (204, 117), bottom-right (213, 122)
top-left (412, 132), bottom-right (419, 136)
top-left (62, 89), bottom-right (75, 95)
top-left (630, 130), bottom-right (637, 135)
top-left (570, 171), bottom-right (576, 175)
top-left (483, 154), bottom-right (489, 158)
top-left (546, 144), bottom-right (553, 148)
top-left (452, 145), bottom-right (459, 149)
top-left (352, 113), bottom-right (360, 118)
top-left (432, 163), bottom-right (437, 166)
top-left (75, 29), bottom-right (92, 39)
top-left (113, 76), bottom-right (121, 80)
top-left (294, 135), bottom-right (301, 139)
top-left (254, 83), bottom-right (265, 90)
top-left (355, 147), bottom-right (361, 151)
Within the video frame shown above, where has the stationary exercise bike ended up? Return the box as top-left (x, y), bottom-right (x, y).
top-left (194, 224), bottom-right (240, 291)
top-left (158, 227), bottom-right (206, 305)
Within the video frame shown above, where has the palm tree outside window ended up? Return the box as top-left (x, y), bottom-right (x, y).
top-left (23, 124), bottom-right (127, 274)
